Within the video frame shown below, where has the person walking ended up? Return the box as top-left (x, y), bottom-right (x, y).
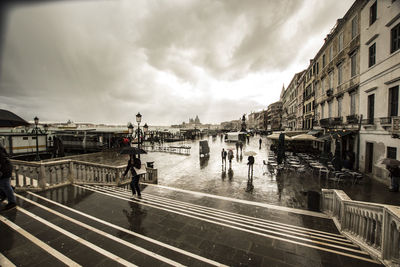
top-left (247, 155), bottom-right (255, 180)
top-left (235, 142), bottom-right (239, 154)
top-left (387, 165), bottom-right (400, 192)
top-left (221, 148), bottom-right (227, 168)
top-left (239, 142), bottom-right (243, 154)
top-left (259, 138), bottom-right (262, 149)
top-left (123, 155), bottom-right (142, 198)
top-left (0, 146), bottom-right (16, 211)
top-left (228, 149), bottom-right (234, 169)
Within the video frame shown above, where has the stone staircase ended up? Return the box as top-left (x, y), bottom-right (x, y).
top-left (0, 184), bottom-right (383, 266)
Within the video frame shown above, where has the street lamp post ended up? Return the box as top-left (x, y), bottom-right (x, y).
top-left (143, 123), bottom-right (148, 144)
top-left (34, 116), bottom-right (40, 161)
top-left (136, 112), bottom-right (142, 158)
top-left (128, 123), bottom-right (134, 142)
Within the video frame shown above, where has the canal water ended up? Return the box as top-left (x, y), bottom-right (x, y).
top-left (55, 135), bottom-right (399, 210)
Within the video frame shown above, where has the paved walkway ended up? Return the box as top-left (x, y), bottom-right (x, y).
top-left (1, 184), bottom-right (383, 266)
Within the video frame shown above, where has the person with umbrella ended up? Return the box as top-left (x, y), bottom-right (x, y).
top-left (123, 154), bottom-right (142, 198)
top-left (121, 147), bottom-right (147, 198)
top-left (382, 158), bottom-right (400, 192)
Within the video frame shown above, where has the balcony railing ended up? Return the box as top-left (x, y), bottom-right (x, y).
top-left (380, 117), bottom-right (392, 125)
top-left (361, 118), bottom-right (374, 125)
top-left (319, 118), bottom-right (331, 127)
top-left (332, 116), bottom-right (343, 125)
top-left (346, 114), bottom-right (359, 124)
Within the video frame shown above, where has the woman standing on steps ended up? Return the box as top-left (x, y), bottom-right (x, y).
top-left (123, 155), bottom-right (142, 199)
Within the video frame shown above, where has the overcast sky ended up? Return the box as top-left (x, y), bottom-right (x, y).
top-left (0, 0), bottom-right (354, 126)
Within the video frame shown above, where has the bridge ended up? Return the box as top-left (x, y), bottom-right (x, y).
top-left (0, 159), bottom-right (399, 266)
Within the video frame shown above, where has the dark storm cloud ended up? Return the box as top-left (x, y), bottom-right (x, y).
top-left (0, 0), bottom-right (354, 125)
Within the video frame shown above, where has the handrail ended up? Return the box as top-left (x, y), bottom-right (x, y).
top-left (10, 159), bottom-right (158, 191)
top-left (322, 189), bottom-right (400, 266)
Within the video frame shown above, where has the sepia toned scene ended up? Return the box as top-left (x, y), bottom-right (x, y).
top-left (0, 0), bottom-right (400, 266)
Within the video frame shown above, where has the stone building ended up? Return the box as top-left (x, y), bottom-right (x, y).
top-left (303, 61), bottom-right (316, 131)
top-left (266, 101), bottom-right (283, 131)
top-left (358, 0), bottom-right (400, 184)
top-left (312, 0), bottom-right (364, 165)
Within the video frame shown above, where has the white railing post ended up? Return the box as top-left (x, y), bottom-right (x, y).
top-left (68, 161), bottom-right (74, 183)
top-left (38, 163), bottom-right (46, 189)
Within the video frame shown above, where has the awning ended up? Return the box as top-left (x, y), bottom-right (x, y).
top-left (316, 134), bottom-right (332, 142)
top-left (329, 130), bottom-right (356, 139)
top-left (307, 129), bottom-right (323, 136)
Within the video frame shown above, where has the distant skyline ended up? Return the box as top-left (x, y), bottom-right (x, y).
top-left (0, 0), bottom-right (354, 126)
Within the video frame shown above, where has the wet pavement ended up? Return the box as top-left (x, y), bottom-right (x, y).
top-left (0, 185), bottom-right (383, 266)
top-left (54, 136), bottom-right (400, 210)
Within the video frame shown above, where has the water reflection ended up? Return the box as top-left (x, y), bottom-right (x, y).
top-left (199, 156), bottom-right (209, 169)
top-left (228, 168), bottom-right (234, 181)
top-left (276, 169), bottom-right (285, 201)
top-left (122, 201), bottom-right (146, 234)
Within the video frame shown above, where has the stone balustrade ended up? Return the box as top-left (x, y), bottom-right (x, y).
top-left (322, 189), bottom-right (400, 266)
top-left (10, 159), bottom-right (158, 191)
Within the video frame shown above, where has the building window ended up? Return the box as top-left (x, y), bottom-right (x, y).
top-left (391, 22), bottom-right (400, 53)
top-left (350, 93), bottom-right (356, 115)
top-left (368, 94), bottom-right (375, 121)
top-left (328, 101), bottom-right (333, 118)
top-left (329, 71), bottom-right (333, 89)
top-left (316, 62), bottom-right (319, 74)
top-left (337, 98), bottom-right (342, 117)
top-left (369, 43), bottom-right (376, 67)
top-left (352, 15), bottom-right (358, 39)
top-left (338, 63), bottom-right (343, 85)
top-left (338, 32), bottom-right (344, 52)
top-left (387, 147), bottom-right (397, 160)
top-left (322, 54), bottom-right (326, 67)
top-left (389, 85), bottom-right (399, 116)
top-left (321, 78), bottom-right (325, 94)
top-left (370, 1), bottom-right (377, 25)
top-left (351, 52), bottom-right (357, 77)
top-left (329, 45), bottom-right (333, 62)
top-left (321, 104), bottom-right (325, 119)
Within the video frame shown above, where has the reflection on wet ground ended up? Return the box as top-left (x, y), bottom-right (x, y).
top-left (54, 136), bottom-right (400, 210)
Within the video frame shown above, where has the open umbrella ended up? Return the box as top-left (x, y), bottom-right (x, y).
top-left (120, 146), bottom-right (147, 155)
top-left (267, 133), bottom-right (292, 140)
top-left (381, 158), bottom-right (400, 167)
top-left (291, 134), bottom-right (317, 141)
top-left (0, 109), bottom-right (30, 127)
top-left (244, 151), bottom-right (257, 156)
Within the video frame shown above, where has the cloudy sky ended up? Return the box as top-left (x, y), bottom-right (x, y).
top-left (0, 0), bottom-right (354, 126)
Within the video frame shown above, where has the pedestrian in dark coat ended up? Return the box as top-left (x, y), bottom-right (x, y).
top-left (123, 156), bottom-right (142, 198)
top-left (0, 146), bottom-right (16, 211)
top-left (388, 166), bottom-right (400, 192)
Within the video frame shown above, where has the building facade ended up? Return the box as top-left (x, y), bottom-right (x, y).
top-left (359, 0), bottom-right (400, 184)
top-left (267, 101), bottom-right (283, 131)
top-left (312, 0), bottom-right (364, 166)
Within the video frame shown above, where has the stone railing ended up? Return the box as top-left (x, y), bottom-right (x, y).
top-left (10, 159), bottom-right (158, 192)
top-left (322, 189), bottom-right (400, 266)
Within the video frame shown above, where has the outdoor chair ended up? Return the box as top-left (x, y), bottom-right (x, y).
top-left (319, 167), bottom-right (329, 179)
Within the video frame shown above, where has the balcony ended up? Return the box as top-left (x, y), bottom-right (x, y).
top-left (326, 88), bottom-right (333, 97)
top-left (319, 118), bottom-right (331, 127)
top-left (380, 117), bottom-right (392, 125)
top-left (332, 117), bottom-right (343, 126)
top-left (361, 118), bottom-right (374, 125)
top-left (346, 114), bottom-right (359, 124)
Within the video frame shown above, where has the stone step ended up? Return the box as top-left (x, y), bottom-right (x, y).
top-left (0, 185), bottom-right (383, 266)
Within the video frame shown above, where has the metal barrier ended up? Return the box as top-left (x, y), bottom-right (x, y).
top-left (322, 189), bottom-right (400, 266)
top-left (142, 144), bottom-right (191, 155)
top-left (10, 159), bottom-right (158, 191)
